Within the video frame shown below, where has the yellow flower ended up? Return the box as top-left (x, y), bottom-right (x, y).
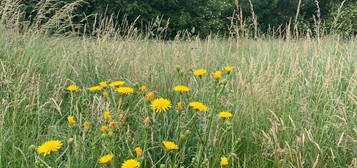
top-left (224, 66), bottom-right (233, 72)
top-left (37, 140), bottom-right (62, 156)
top-left (101, 125), bottom-right (109, 132)
top-left (103, 112), bottom-right (112, 120)
top-left (109, 81), bottom-right (126, 87)
top-left (67, 116), bottom-right (76, 125)
top-left (221, 157), bottom-right (229, 166)
top-left (151, 98), bottom-right (172, 112)
top-left (121, 159), bottom-right (140, 168)
top-left (116, 87), bottom-right (134, 95)
top-left (163, 141), bottom-right (179, 150)
top-left (102, 91), bottom-right (109, 97)
top-left (88, 86), bottom-right (103, 92)
top-left (83, 121), bottom-right (89, 128)
top-left (99, 81), bottom-right (108, 87)
top-left (66, 84), bottom-right (79, 91)
top-left (177, 102), bottom-right (183, 112)
top-left (193, 69), bottom-right (207, 77)
top-left (99, 154), bottom-right (113, 164)
top-left (135, 147), bottom-right (143, 157)
top-left (146, 92), bottom-right (155, 100)
top-left (140, 85), bottom-right (147, 92)
top-left (109, 121), bottom-right (117, 127)
top-left (189, 102), bottom-right (209, 111)
top-left (218, 112), bottom-right (233, 118)
top-left (213, 71), bottom-right (222, 79)
top-left (173, 85), bottom-right (190, 93)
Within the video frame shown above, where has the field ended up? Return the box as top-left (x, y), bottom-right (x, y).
top-left (0, 27), bottom-right (356, 168)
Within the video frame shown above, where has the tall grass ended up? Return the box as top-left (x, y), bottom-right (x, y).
top-left (0, 0), bottom-right (356, 168)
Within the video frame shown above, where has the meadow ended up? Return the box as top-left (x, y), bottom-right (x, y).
top-left (0, 26), bottom-right (356, 168)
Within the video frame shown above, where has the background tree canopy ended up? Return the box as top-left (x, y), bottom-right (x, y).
top-left (13, 0), bottom-right (357, 38)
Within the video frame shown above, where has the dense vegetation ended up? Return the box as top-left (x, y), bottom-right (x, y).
top-left (5, 0), bottom-right (356, 38)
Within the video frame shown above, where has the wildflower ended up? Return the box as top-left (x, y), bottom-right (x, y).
top-left (213, 71), bottom-right (222, 79)
top-left (189, 102), bottom-right (208, 111)
top-left (109, 81), bottom-right (125, 87)
top-left (67, 116), bottom-right (76, 125)
top-left (99, 154), bottom-right (113, 164)
top-left (220, 157), bottom-right (229, 166)
top-left (218, 112), bottom-right (233, 118)
top-left (177, 102), bottom-right (183, 112)
top-left (143, 117), bottom-right (150, 126)
top-left (135, 147), bottom-right (143, 157)
top-left (37, 140), bottom-right (62, 156)
top-left (66, 84), bottom-right (79, 91)
top-left (119, 114), bottom-right (126, 122)
top-left (109, 121), bottom-right (117, 127)
top-left (163, 141), bottom-right (179, 150)
top-left (116, 87), bottom-right (134, 95)
top-left (146, 92), bottom-right (155, 100)
top-left (121, 159), bottom-right (140, 168)
top-left (88, 86), bottom-right (103, 92)
top-left (101, 125), bottom-right (109, 132)
top-left (193, 69), bottom-right (207, 77)
top-left (224, 66), bottom-right (233, 72)
top-left (83, 121), bottom-right (89, 128)
top-left (140, 85), bottom-right (147, 92)
top-left (151, 98), bottom-right (172, 112)
top-left (99, 81), bottom-right (108, 88)
top-left (103, 112), bottom-right (112, 120)
top-left (102, 91), bottom-right (109, 97)
top-left (173, 85), bottom-right (190, 93)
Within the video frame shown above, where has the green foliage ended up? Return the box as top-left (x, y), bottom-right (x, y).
top-left (328, 2), bottom-right (357, 36)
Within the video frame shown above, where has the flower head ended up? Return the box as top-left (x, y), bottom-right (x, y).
top-left (67, 116), bottom-right (76, 125)
top-left (224, 66), bottom-right (233, 72)
top-left (99, 81), bottom-right (108, 88)
top-left (103, 112), bottom-right (112, 120)
top-left (66, 84), bottom-right (79, 91)
top-left (88, 86), bottom-right (103, 92)
top-left (177, 102), bottom-right (183, 112)
top-left (37, 140), bottom-right (62, 156)
top-left (109, 81), bottom-right (125, 87)
top-left (173, 85), bottom-right (190, 93)
top-left (221, 157), bottom-right (229, 166)
top-left (99, 154), bottom-right (113, 164)
top-left (101, 125), bottom-right (109, 132)
top-left (121, 159), bottom-right (140, 168)
top-left (135, 147), bottom-right (143, 157)
top-left (116, 87), bottom-right (134, 95)
top-left (83, 121), bottom-right (89, 128)
top-left (140, 85), bottom-right (147, 92)
top-left (143, 117), bottom-right (150, 126)
top-left (189, 102), bottom-right (208, 111)
top-left (163, 141), bottom-right (179, 150)
top-left (146, 92), bottom-right (155, 100)
top-left (218, 112), bottom-right (233, 118)
top-left (109, 121), bottom-right (117, 127)
top-left (193, 69), bottom-right (207, 77)
top-left (102, 91), bottom-right (109, 97)
top-left (213, 71), bottom-right (222, 79)
top-left (151, 98), bottom-right (172, 112)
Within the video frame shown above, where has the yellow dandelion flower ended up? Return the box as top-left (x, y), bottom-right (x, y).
top-left (221, 157), bottom-right (229, 166)
top-left (88, 86), bottom-right (103, 92)
top-left (224, 66), bottom-right (233, 72)
top-left (173, 85), bottom-right (190, 93)
top-left (177, 102), bottom-right (183, 112)
top-left (37, 140), bottom-right (62, 156)
top-left (193, 69), bottom-right (207, 77)
top-left (163, 141), bottom-right (179, 150)
top-left (189, 102), bottom-right (209, 111)
top-left (121, 159), bottom-right (140, 168)
top-left (83, 121), bottom-right (89, 128)
top-left (218, 112), bottom-right (233, 118)
top-left (109, 121), bottom-right (117, 127)
top-left (146, 92), bottom-right (155, 100)
top-left (140, 85), bottom-right (147, 92)
top-left (109, 81), bottom-right (126, 87)
top-left (101, 125), bottom-right (109, 132)
top-left (103, 112), bottom-right (112, 120)
top-left (213, 71), bottom-right (222, 79)
top-left (102, 91), bottom-right (109, 97)
top-left (99, 154), bottom-right (113, 164)
top-left (67, 116), bottom-right (76, 125)
top-left (66, 84), bottom-right (79, 91)
top-left (99, 81), bottom-right (108, 88)
top-left (135, 147), bottom-right (143, 157)
top-left (116, 87), bottom-right (134, 95)
top-left (151, 98), bottom-right (172, 112)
